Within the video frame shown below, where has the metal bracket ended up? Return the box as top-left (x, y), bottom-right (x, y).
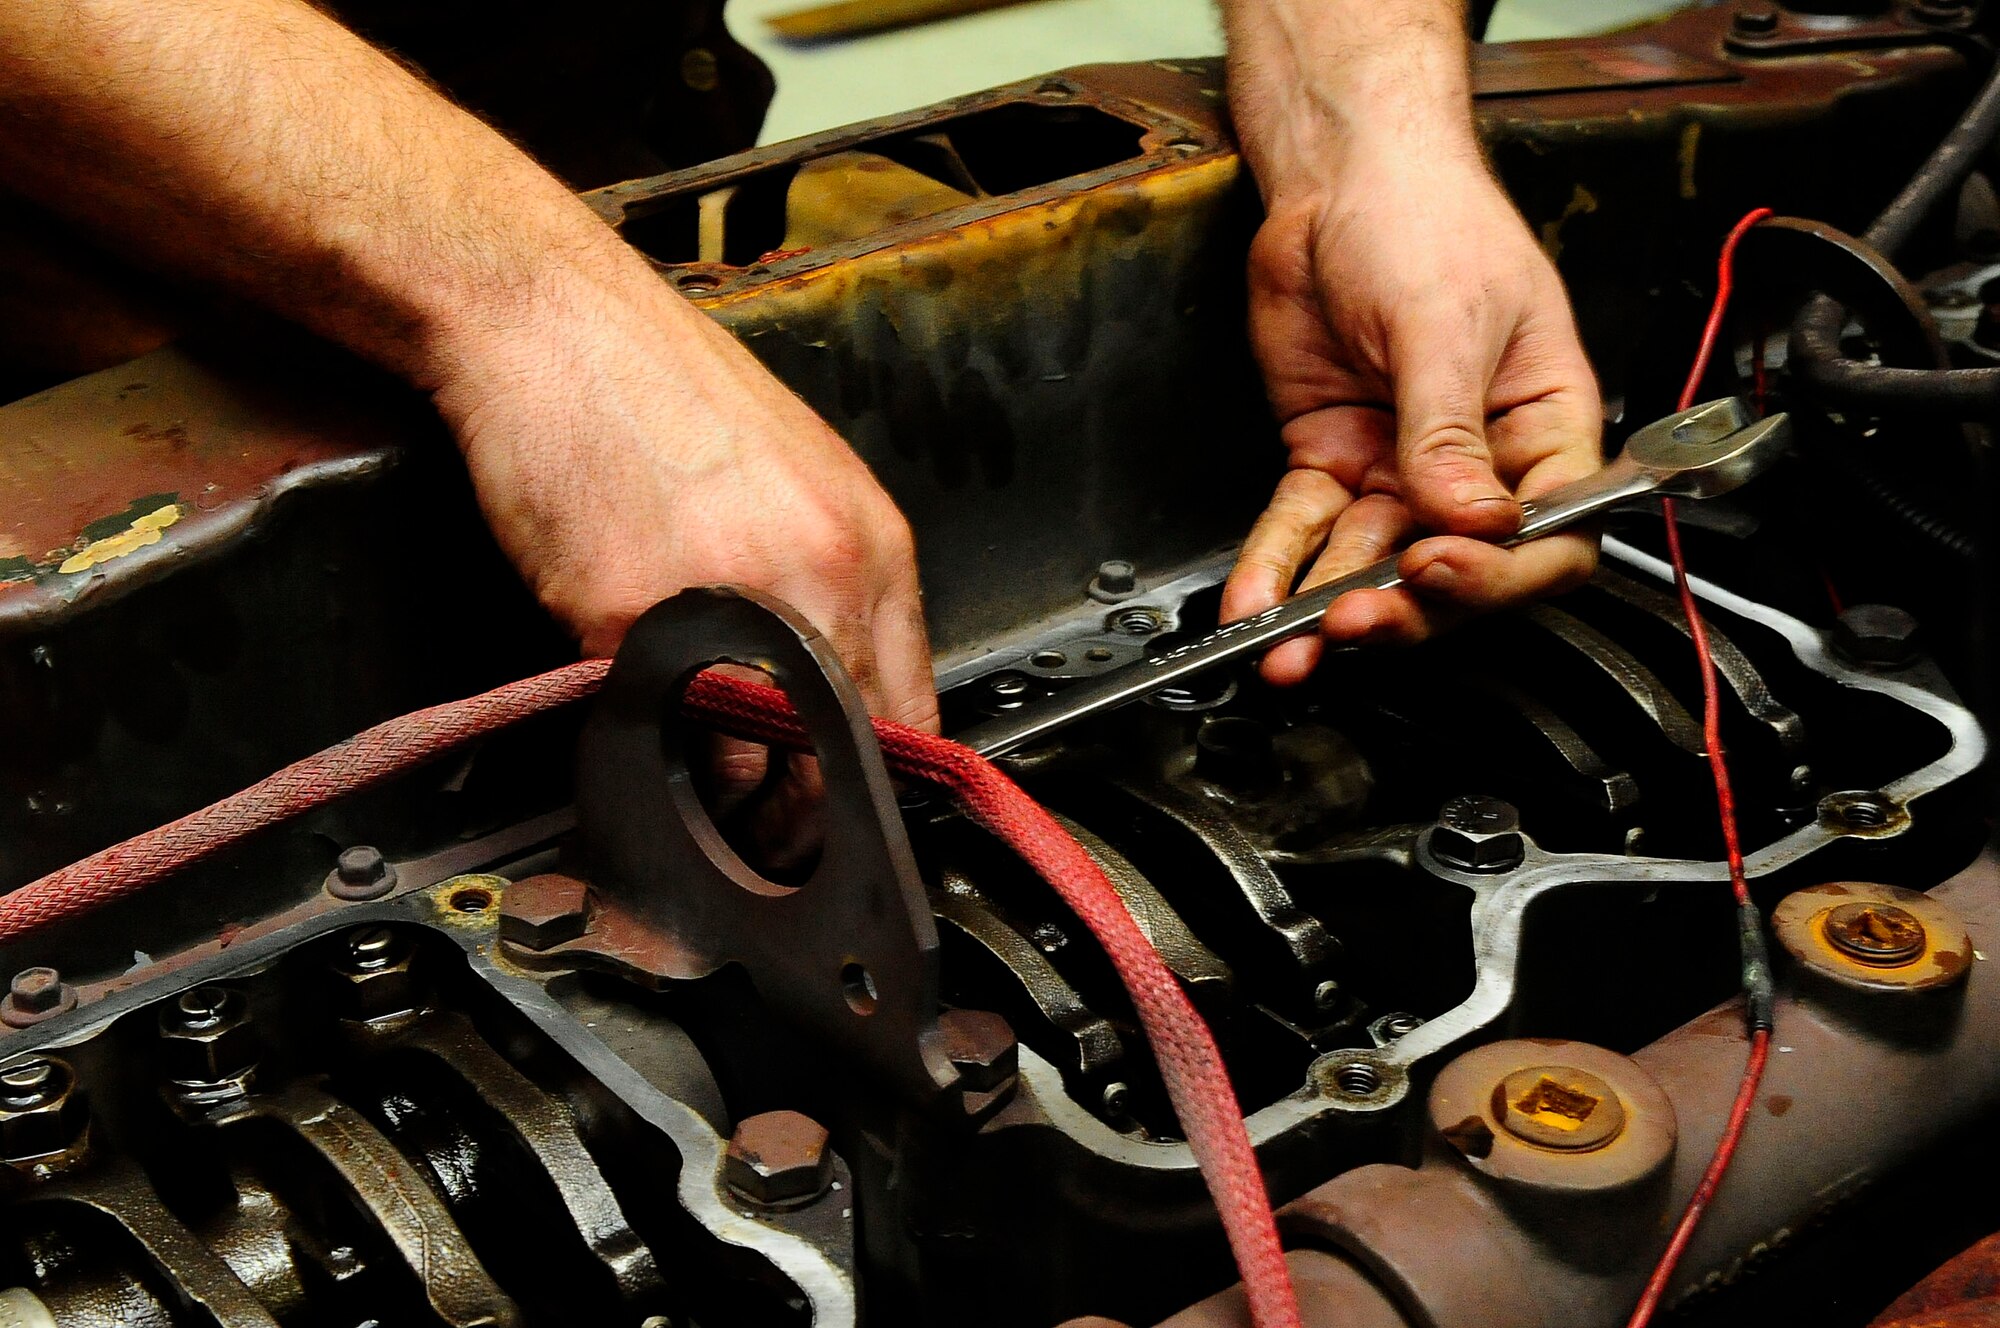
top-left (573, 586), bottom-right (959, 1105)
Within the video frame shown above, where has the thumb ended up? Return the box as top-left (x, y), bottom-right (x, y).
top-left (1392, 317), bottom-right (1519, 538)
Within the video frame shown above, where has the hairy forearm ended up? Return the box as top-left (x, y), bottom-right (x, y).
top-left (0, 0), bottom-right (667, 392)
top-left (1219, 0), bottom-right (1478, 193)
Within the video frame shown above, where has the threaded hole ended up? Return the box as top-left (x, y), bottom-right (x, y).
top-left (1334, 1062), bottom-right (1381, 1095)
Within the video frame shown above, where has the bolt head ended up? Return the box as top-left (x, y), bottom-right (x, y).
top-left (327, 845), bottom-right (397, 901)
top-left (1094, 560), bottom-right (1137, 595)
top-left (939, 1009), bottom-right (1018, 1092)
top-left (159, 986), bottom-right (258, 1084)
top-left (497, 874), bottom-right (590, 952)
top-left (9, 969), bottom-right (64, 1015)
top-left (0, 1057), bottom-right (86, 1161)
top-left (1832, 604), bottom-right (1920, 669)
top-left (1431, 795), bottom-right (1525, 872)
top-left (724, 1110), bottom-right (832, 1206)
top-left (332, 928), bottom-right (423, 1023)
top-left (1732, 7), bottom-right (1779, 34)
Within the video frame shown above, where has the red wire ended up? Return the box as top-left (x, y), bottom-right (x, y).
top-left (1624, 207), bottom-right (1775, 1328)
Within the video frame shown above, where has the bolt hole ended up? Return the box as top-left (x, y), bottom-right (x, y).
top-left (1334, 1062), bottom-right (1381, 1096)
top-left (1037, 79), bottom-right (1074, 97)
top-left (1163, 137), bottom-right (1202, 154)
top-left (841, 963), bottom-right (879, 1016)
top-left (1085, 646), bottom-right (1114, 663)
top-left (1111, 607), bottom-right (1162, 635)
top-left (1029, 649), bottom-right (1068, 669)
top-left (676, 271), bottom-right (723, 291)
top-left (451, 886), bottom-right (494, 913)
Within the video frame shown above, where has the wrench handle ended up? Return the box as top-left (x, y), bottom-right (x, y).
top-left (958, 457), bottom-right (1653, 758)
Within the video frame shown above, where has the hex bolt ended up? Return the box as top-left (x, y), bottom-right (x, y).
top-left (1314, 980), bottom-right (1342, 1013)
top-left (326, 844), bottom-right (397, 902)
top-left (1731, 7), bottom-right (1779, 34)
top-left (0, 968), bottom-right (76, 1029)
top-left (1823, 901), bottom-right (1928, 967)
top-left (1492, 1065), bottom-right (1625, 1152)
top-left (1430, 795), bottom-right (1526, 873)
top-left (497, 874), bottom-right (590, 952)
top-left (1101, 1082), bottom-right (1132, 1117)
top-left (333, 926), bottom-right (423, 1024)
top-left (158, 985), bottom-right (258, 1085)
top-left (1831, 604), bottom-right (1920, 669)
top-left (0, 1055), bottom-right (86, 1162)
top-left (940, 1008), bottom-right (1018, 1094)
top-left (723, 1110), bottom-right (833, 1207)
top-left (1093, 559), bottom-right (1137, 596)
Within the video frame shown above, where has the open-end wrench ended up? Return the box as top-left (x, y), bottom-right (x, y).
top-left (956, 396), bottom-right (1791, 758)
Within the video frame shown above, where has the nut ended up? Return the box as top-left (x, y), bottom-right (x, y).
top-left (498, 874), bottom-right (590, 952)
top-left (159, 985), bottom-right (259, 1085)
top-left (1831, 605), bottom-right (1920, 669)
top-left (940, 1008), bottom-right (1018, 1093)
top-left (333, 926), bottom-right (423, 1023)
top-left (1493, 1066), bottom-right (1626, 1152)
top-left (0, 1057), bottom-right (87, 1162)
top-left (325, 845), bottom-right (397, 902)
top-left (0, 969), bottom-right (76, 1028)
top-left (1430, 795), bottom-right (1525, 872)
top-left (724, 1110), bottom-right (833, 1207)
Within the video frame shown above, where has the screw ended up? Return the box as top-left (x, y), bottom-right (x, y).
top-left (1823, 902), bottom-right (1928, 967)
top-left (333, 926), bottom-right (423, 1023)
top-left (1831, 604), bottom-right (1920, 669)
top-left (940, 1009), bottom-right (1018, 1094)
top-left (1492, 1066), bottom-right (1625, 1151)
top-left (159, 985), bottom-right (258, 1086)
top-left (1032, 923), bottom-right (1068, 955)
top-left (1430, 795), bottom-right (1526, 873)
top-left (1101, 1082), bottom-right (1132, 1117)
top-left (1314, 980), bottom-right (1342, 1012)
top-left (326, 845), bottom-right (396, 902)
top-left (724, 1111), bottom-right (833, 1207)
top-left (1732, 7), bottom-right (1779, 35)
top-left (0, 1055), bottom-right (85, 1161)
top-left (1092, 559), bottom-right (1137, 597)
top-left (0, 968), bottom-right (76, 1028)
top-left (0, 1061), bottom-right (54, 1109)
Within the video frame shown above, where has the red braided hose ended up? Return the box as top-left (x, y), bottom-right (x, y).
top-left (0, 661), bottom-right (1302, 1327)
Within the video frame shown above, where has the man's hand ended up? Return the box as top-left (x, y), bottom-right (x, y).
top-left (1218, 0), bottom-right (1603, 685)
top-left (434, 268), bottom-right (934, 732)
top-left (0, 0), bottom-right (937, 734)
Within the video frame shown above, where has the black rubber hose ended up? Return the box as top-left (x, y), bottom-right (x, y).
top-left (1787, 58), bottom-right (2000, 420)
top-left (1866, 57), bottom-right (2000, 257)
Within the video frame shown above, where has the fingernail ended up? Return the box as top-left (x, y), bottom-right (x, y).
top-left (1451, 481), bottom-right (1511, 509)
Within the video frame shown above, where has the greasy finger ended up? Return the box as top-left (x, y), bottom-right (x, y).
top-left (871, 571), bottom-right (942, 734)
top-left (1262, 494), bottom-right (1411, 684)
top-left (1391, 318), bottom-right (1519, 538)
top-left (1322, 587), bottom-right (1432, 647)
top-left (1221, 467), bottom-right (1353, 624)
top-left (1401, 530), bottom-right (1599, 610)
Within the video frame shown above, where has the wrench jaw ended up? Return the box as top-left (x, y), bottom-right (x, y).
top-left (1624, 397), bottom-right (1792, 500)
